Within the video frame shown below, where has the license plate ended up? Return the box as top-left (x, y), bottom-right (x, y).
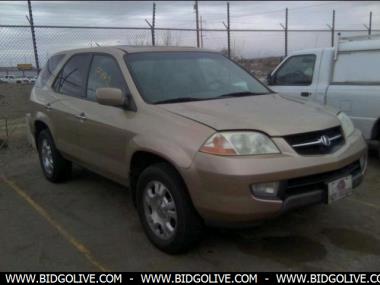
top-left (327, 176), bottom-right (353, 204)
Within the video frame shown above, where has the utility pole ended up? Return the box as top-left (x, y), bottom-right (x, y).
top-left (26, 0), bottom-right (40, 72)
top-left (194, 0), bottom-right (200, 48)
top-left (327, 10), bottom-right (335, 47)
top-left (223, 2), bottom-right (231, 58)
top-left (145, 2), bottom-right (156, 46)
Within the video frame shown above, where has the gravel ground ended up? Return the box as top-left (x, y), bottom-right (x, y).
top-left (0, 129), bottom-right (379, 271)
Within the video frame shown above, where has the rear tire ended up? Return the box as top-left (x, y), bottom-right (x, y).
top-left (136, 162), bottom-right (203, 254)
top-left (37, 129), bottom-right (72, 183)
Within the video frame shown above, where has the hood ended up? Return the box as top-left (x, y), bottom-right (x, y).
top-left (158, 94), bottom-right (340, 136)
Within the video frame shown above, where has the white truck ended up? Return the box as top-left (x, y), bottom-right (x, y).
top-left (267, 34), bottom-right (380, 155)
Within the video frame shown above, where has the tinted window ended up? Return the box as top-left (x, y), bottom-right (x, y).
top-left (126, 52), bottom-right (270, 104)
top-left (53, 54), bottom-right (92, 97)
top-left (273, 54), bottom-right (316, 85)
top-left (35, 54), bottom-right (65, 87)
top-left (333, 51), bottom-right (380, 84)
top-left (86, 55), bottom-right (127, 101)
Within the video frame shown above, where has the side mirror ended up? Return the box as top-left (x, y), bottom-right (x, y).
top-left (96, 88), bottom-right (126, 107)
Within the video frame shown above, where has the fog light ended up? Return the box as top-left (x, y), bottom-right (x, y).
top-left (250, 182), bottom-right (280, 199)
top-left (360, 152), bottom-right (368, 174)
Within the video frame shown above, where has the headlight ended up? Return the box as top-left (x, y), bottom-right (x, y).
top-left (337, 112), bottom-right (354, 137)
top-left (200, 131), bottom-right (280, 156)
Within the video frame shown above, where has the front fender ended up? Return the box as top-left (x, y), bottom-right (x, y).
top-left (126, 134), bottom-right (195, 170)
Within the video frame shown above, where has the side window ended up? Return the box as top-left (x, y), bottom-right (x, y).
top-left (53, 54), bottom-right (92, 97)
top-left (86, 55), bottom-right (127, 101)
top-left (332, 51), bottom-right (380, 84)
top-left (273, 54), bottom-right (316, 86)
top-left (35, 54), bottom-right (65, 88)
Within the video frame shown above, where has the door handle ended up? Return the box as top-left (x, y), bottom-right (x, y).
top-left (75, 112), bottom-right (87, 121)
top-left (45, 103), bottom-right (52, 111)
top-left (301, 92), bottom-right (311, 97)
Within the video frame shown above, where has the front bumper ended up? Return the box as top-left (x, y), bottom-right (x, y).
top-left (181, 129), bottom-right (367, 227)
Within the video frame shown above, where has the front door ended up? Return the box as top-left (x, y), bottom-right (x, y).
top-left (268, 53), bottom-right (318, 101)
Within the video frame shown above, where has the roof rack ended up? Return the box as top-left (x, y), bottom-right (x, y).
top-left (334, 33), bottom-right (380, 60)
top-left (338, 34), bottom-right (380, 42)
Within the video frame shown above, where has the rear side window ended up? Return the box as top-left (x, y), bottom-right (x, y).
top-left (273, 54), bottom-right (316, 86)
top-left (332, 51), bottom-right (380, 84)
top-left (35, 54), bottom-right (65, 88)
top-left (86, 55), bottom-right (128, 101)
top-left (53, 54), bottom-right (92, 97)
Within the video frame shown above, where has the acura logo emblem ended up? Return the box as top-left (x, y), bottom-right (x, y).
top-left (320, 135), bottom-right (331, 147)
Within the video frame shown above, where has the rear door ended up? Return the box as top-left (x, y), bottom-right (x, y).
top-left (49, 53), bottom-right (92, 158)
top-left (268, 52), bottom-right (320, 100)
top-left (75, 53), bottom-right (131, 179)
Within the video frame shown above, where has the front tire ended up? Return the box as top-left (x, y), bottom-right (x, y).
top-left (37, 129), bottom-right (72, 183)
top-left (136, 163), bottom-right (203, 254)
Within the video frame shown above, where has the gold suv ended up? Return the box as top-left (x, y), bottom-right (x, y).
top-left (26, 46), bottom-right (367, 253)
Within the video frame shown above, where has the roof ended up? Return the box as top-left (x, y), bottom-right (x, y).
top-left (53, 45), bottom-right (217, 56)
top-left (288, 47), bottom-right (334, 55)
top-left (118, 45), bottom-right (216, 53)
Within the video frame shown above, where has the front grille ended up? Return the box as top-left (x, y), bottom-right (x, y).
top-left (284, 126), bottom-right (345, 155)
top-left (278, 160), bottom-right (361, 199)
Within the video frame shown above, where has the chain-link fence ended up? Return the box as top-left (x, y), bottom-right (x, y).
top-left (0, 1), bottom-right (378, 76)
top-left (0, 1), bottom-right (378, 151)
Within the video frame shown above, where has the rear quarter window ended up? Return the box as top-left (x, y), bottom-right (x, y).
top-left (35, 54), bottom-right (65, 88)
top-left (53, 54), bottom-right (92, 98)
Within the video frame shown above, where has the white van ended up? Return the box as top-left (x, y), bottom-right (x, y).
top-left (267, 35), bottom-right (380, 155)
top-left (0, 75), bottom-right (17, 83)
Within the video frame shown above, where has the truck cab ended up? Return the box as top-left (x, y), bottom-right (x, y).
top-left (267, 35), bottom-right (380, 151)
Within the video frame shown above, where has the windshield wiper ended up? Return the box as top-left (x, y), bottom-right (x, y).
top-left (154, 97), bottom-right (207, 104)
top-left (216, 91), bottom-right (269, 98)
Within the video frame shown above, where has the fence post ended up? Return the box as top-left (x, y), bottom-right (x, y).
top-left (194, 0), bottom-right (200, 48)
top-left (285, 8), bottom-right (288, 57)
top-left (280, 8), bottom-right (288, 57)
top-left (222, 2), bottom-right (231, 58)
top-left (26, 0), bottom-right (40, 72)
top-left (369, 11), bottom-right (372, 35)
top-left (327, 10), bottom-right (336, 47)
top-left (145, 2), bottom-right (156, 46)
top-left (200, 16), bottom-right (203, 48)
top-left (331, 10), bottom-right (335, 47)
top-left (227, 2), bottom-right (230, 58)
top-left (152, 3), bottom-right (156, 45)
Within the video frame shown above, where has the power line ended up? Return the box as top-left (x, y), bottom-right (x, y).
top-left (229, 2), bottom-right (341, 19)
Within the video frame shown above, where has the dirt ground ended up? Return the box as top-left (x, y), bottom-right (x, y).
top-left (0, 83), bottom-right (34, 120)
top-left (0, 81), bottom-right (379, 272)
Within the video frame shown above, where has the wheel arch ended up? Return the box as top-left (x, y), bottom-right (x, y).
top-left (129, 150), bottom-right (193, 207)
top-left (371, 118), bottom-right (380, 140)
top-left (33, 112), bottom-right (55, 145)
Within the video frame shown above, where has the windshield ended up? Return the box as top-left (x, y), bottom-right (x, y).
top-left (125, 52), bottom-right (271, 104)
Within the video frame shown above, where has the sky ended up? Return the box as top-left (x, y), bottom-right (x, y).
top-left (0, 1), bottom-right (379, 66)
